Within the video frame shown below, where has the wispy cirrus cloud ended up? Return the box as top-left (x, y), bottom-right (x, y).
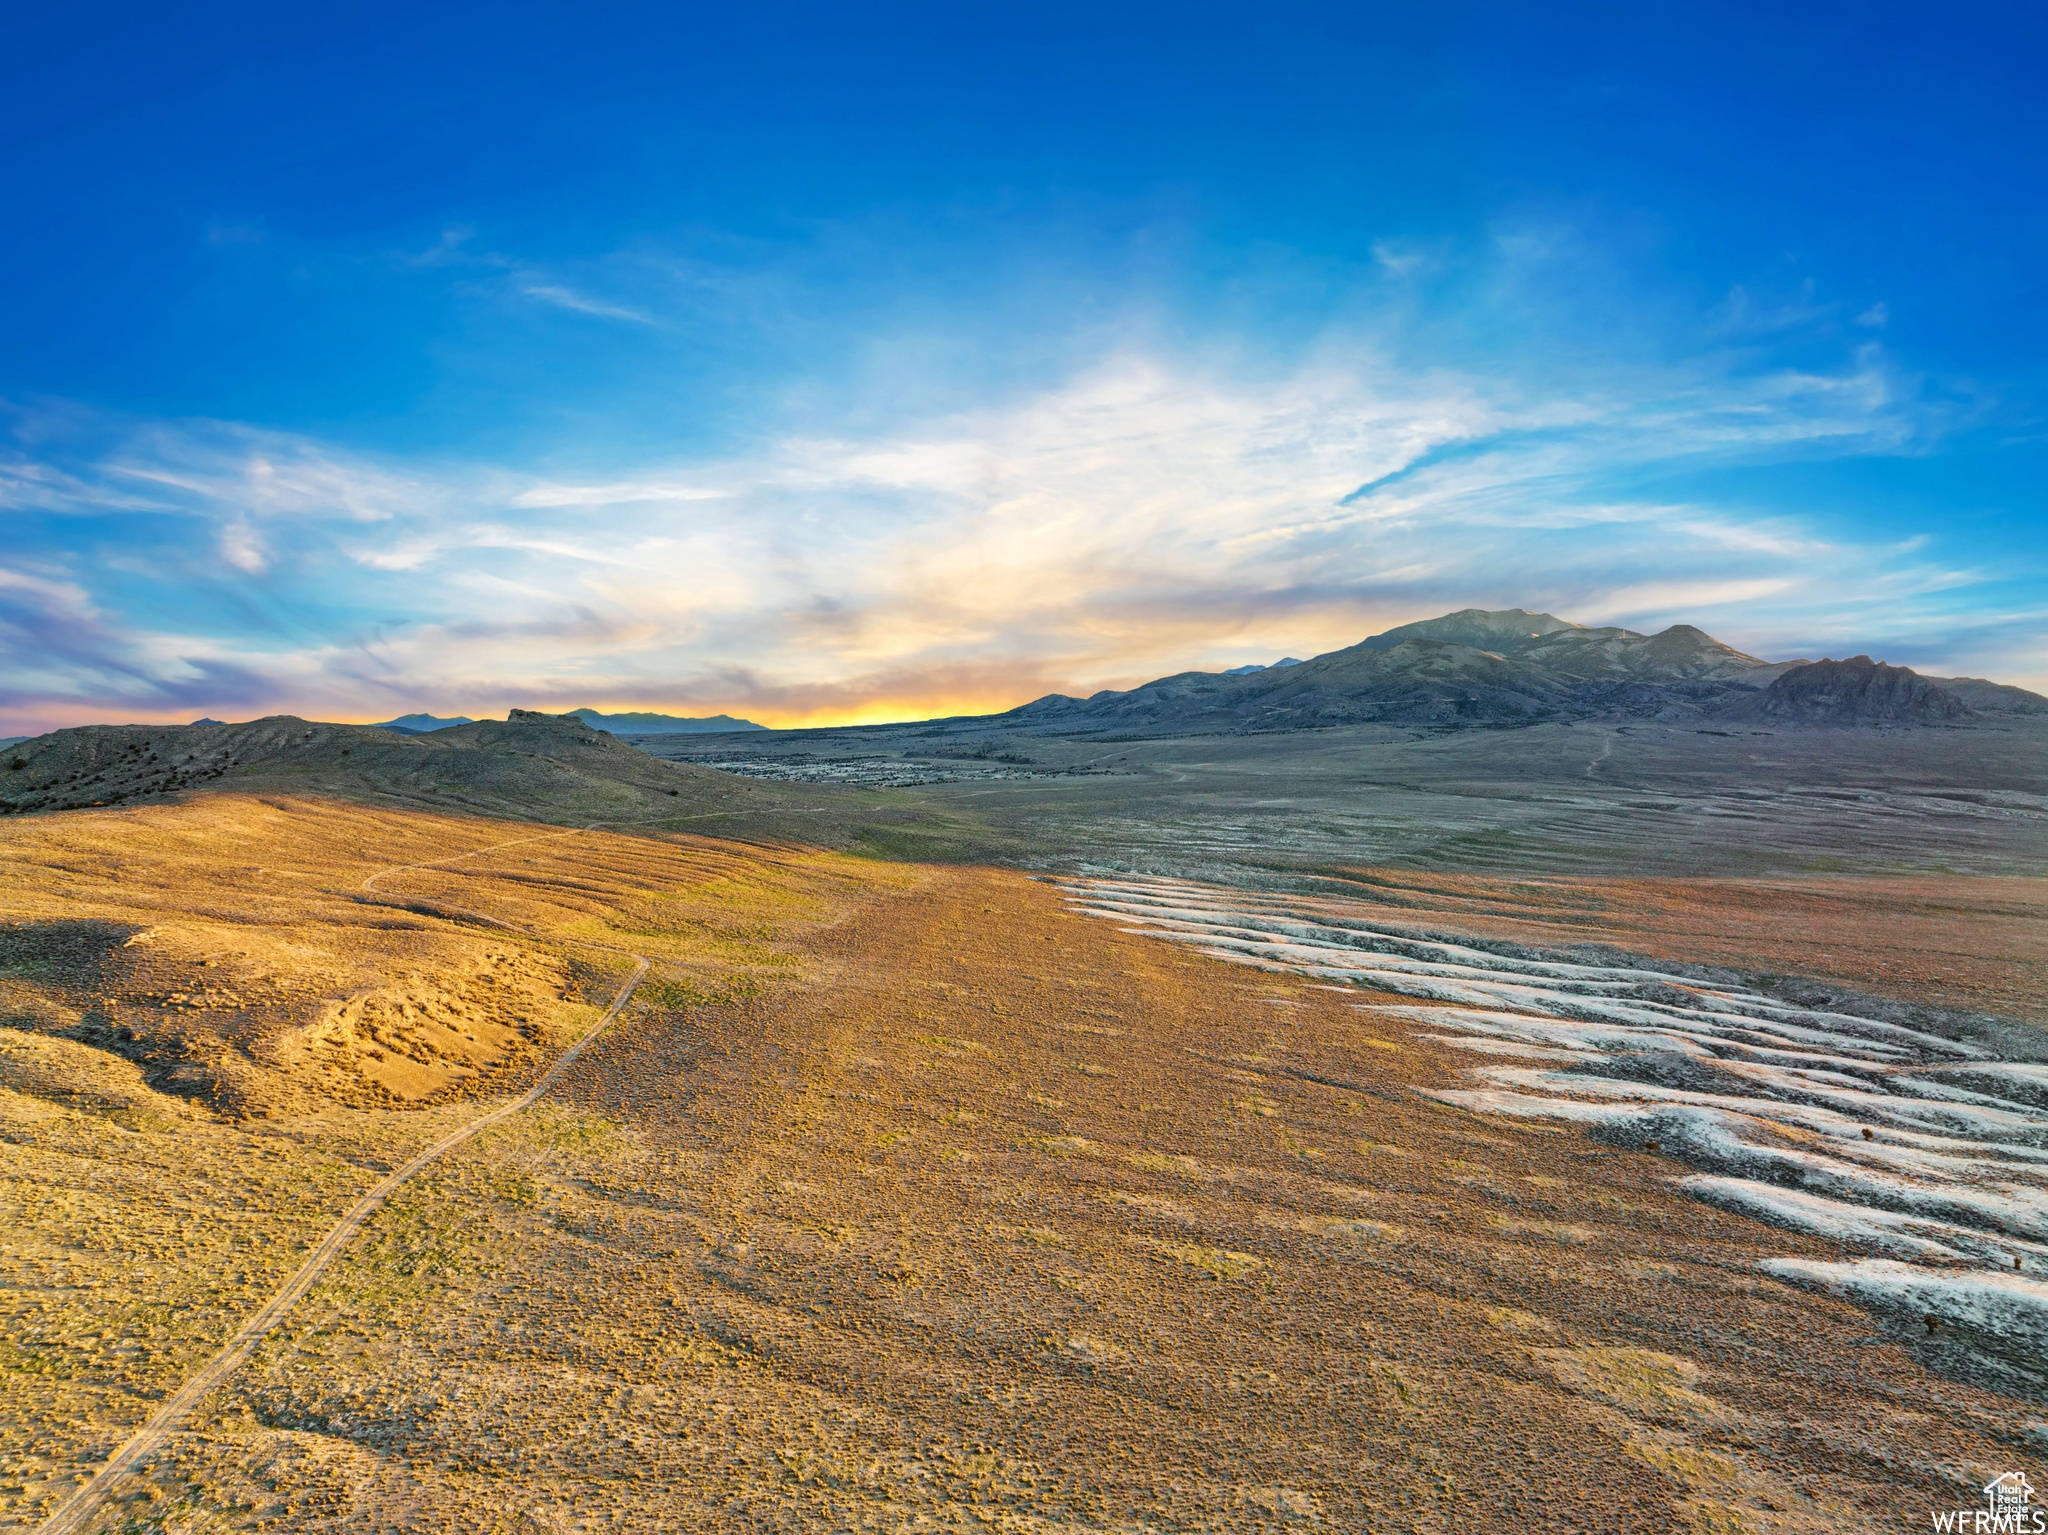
top-left (514, 282), bottom-right (657, 325)
top-left (510, 480), bottom-right (730, 508)
top-left (0, 308), bottom-right (2035, 736)
top-left (398, 226), bottom-right (659, 326)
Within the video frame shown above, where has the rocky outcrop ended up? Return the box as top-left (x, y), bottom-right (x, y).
top-left (1715, 657), bottom-right (1970, 726)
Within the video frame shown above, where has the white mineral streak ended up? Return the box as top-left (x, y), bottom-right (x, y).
top-left (1061, 873), bottom-right (2048, 1359)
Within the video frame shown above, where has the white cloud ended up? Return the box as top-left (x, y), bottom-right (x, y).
top-left (510, 481), bottom-right (731, 508)
top-left (1584, 578), bottom-right (1800, 621)
top-left (516, 283), bottom-right (656, 325)
top-left (0, 564), bottom-right (94, 610)
top-left (1, 328), bottom-right (2035, 730)
top-left (218, 520), bottom-right (267, 573)
top-left (408, 225), bottom-right (486, 267)
top-left (1369, 239), bottom-right (1439, 277)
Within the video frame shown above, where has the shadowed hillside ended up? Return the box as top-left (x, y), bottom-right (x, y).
top-left (0, 710), bottom-right (889, 846)
top-left (1719, 656), bottom-right (1974, 725)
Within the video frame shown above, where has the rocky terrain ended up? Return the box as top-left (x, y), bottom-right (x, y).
top-left (1721, 656), bottom-right (1973, 726)
top-left (1923, 676), bottom-right (2048, 714)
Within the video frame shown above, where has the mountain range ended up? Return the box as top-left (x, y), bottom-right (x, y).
top-left (1001, 608), bottom-right (2047, 734)
top-left (7, 610), bottom-right (2040, 759)
top-left (372, 708), bottom-right (765, 735)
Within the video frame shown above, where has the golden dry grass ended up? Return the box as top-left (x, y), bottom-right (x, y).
top-left (0, 801), bottom-right (2039, 1531)
top-left (0, 796), bottom-right (906, 1528)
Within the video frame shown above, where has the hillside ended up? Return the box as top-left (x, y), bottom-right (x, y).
top-left (1357, 606), bottom-right (1582, 651)
top-left (1357, 608), bottom-right (1772, 679)
top-left (0, 710), bottom-right (849, 841)
top-left (1011, 636), bottom-right (1580, 730)
top-left (1717, 655), bottom-right (1972, 725)
top-left (9, 811), bottom-right (2034, 1531)
top-left (1003, 607), bottom-right (1781, 734)
top-left (1920, 674), bottom-right (2048, 714)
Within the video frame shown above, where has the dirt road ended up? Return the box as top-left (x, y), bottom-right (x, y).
top-left (81, 863), bottom-right (2044, 1532)
top-left (35, 827), bottom-right (653, 1535)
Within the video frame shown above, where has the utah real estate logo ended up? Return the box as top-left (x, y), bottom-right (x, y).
top-left (1931, 1472), bottom-right (2041, 1532)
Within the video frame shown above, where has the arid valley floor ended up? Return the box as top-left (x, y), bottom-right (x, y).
top-left (1, 713), bottom-right (2045, 1532)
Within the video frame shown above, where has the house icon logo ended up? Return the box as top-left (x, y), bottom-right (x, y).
top-left (1987, 1472), bottom-right (2035, 1512)
top-left (1931, 1470), bottom-right (2041, 1530)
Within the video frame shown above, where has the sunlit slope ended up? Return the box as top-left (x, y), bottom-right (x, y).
top-left (0, 794), bottom-right (902, 1120)
top-left (0, 794), bottom-right (918, 1524)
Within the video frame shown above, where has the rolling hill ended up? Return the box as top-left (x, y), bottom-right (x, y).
top-left (0, 710), bottom-right (834, 838)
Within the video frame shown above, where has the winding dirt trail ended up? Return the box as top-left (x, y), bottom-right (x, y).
top-left (1584, 726), bottom-right (1616, 776)
top-left (36, 822), bottom-right (655, 1535)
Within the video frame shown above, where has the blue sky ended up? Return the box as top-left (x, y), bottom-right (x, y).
top-left (4, 0), bottom-right (2044, 731)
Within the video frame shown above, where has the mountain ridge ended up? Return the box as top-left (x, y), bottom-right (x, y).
top-left (569, 707), bottom-right (769, 734)
top-left (373, 713), bottom-right (475, 733)
top-left (0, 710), bottom-right (811, 827)
top-left (367, 708), bottom-right (768, 734)
top-left (998, 607), bottom-right (2040, 735)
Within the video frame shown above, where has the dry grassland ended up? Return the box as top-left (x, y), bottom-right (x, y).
top-left (0, 796), bottom-right (903, 1530)
top-left (0, 798), bottom-right (2039, 1532)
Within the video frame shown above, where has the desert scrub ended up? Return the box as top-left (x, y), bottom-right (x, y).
top-left (635, 974), bottom-right (768, 1010)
